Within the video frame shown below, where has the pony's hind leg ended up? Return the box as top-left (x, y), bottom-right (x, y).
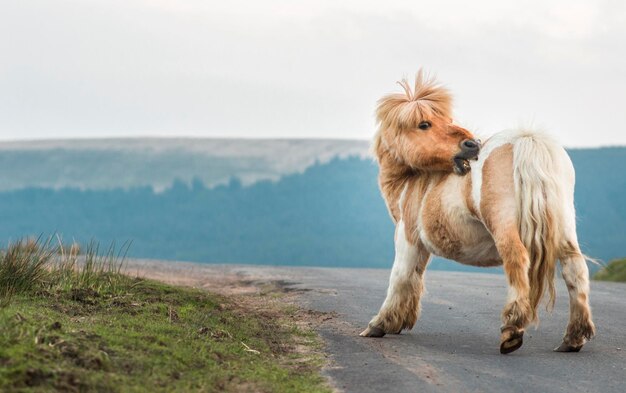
top-left (360, 221), bottom-right (430, 337)
top-left (495, 230), bottom-right (533, 354)
top-left (479, 142), bottom-right (533, 353)
top-left (555, 247), bottom-right (596, 352)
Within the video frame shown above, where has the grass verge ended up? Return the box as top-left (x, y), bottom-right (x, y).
top-left (593, 258), bottom-right (626, 282)
top-left (0, 239), bottom-right (331, 392)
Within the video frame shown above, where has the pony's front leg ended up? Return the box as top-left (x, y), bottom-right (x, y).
top-left (360, 221), bottom-right (430, 337)
top-left (555, 250), bottom-right (595, 352)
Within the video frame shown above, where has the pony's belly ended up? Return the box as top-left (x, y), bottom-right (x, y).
top-left (455, 234), bottom-right (502, 267)
top-left (420, 218), bottom-right (502, 267)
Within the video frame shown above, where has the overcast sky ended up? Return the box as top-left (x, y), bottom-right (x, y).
top-left (1, 0), bottom-right (625, 147)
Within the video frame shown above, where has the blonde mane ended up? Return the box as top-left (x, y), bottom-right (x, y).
top-left (376, 70), bottom-right (452, 130)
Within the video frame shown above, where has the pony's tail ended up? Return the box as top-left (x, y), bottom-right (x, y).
top-left (512, 131), bottom-right (571, 322)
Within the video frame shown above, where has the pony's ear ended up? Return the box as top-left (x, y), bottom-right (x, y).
top-left (376, 70), bottom-right (452, 129)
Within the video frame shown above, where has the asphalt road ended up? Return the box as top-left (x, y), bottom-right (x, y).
top-left (130, 261), bottom-right (626, 393)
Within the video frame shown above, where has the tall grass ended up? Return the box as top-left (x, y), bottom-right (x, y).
top-left (0, 237), bottom-right (132, 305)
top-left (54, 239), bottom-right (132, 293)
top-left (0, 238), bottom-right (54, 303)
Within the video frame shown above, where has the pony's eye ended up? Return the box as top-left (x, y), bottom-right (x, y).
top-left (418, 121), bottom-right (432, 131)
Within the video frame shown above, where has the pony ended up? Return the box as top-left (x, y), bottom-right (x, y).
top-left (360, 71), bottom-right (595, 354)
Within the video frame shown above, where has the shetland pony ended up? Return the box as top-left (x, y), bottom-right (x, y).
top-left (360, 71), bottom-right (595, 354)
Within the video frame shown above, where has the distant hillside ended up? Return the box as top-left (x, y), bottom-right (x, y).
top-left (0, 138), bottom-right (369, 191)
top-left (0, 145), bottom-right (624, 272)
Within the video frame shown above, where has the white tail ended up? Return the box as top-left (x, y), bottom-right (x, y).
top-left (512, 131), bottom-right (574, 321)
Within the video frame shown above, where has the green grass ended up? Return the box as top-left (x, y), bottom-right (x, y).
top-left (593, 258), bottom-right (626, 282)
top-left (0, 239), bottom-right (331, 392)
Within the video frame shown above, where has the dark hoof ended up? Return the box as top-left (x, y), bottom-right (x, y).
top-left (359, 325), bottom-right (386, 338)
top-left (500, 330), bottom-right (524, 354)
top-left (554, 342), bottom-right (583, 352)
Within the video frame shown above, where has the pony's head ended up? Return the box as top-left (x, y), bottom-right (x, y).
top-left (372, 71), bottom-right (480, 175)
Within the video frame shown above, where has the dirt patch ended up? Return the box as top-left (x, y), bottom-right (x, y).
top-left (124, 260), bottom-right (314, 296)
top-left (13, 368), bottom-right (83, 392)
top-left (54, 372), bottom-right (83, 393)
top-left (70, 288), bottom-right (100, 304)
top-left (23, 368), bottom-right (53, 387)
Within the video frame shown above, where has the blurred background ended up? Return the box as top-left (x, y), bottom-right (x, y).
top-left (1, 0), bottom-right (625, 272)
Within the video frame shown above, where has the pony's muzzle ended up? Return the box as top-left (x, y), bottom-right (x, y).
top-left (459, 139), bottom-right (481, 160)
top-left (453, 139), bottom-right (481, 175)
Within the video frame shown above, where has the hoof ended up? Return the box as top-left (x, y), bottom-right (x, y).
top-left (554, 342), bottom-right (583, 352)
top-left (500, 328), bottom-right (524, 354)
top-left (359, 325), bottom-right (386, 338)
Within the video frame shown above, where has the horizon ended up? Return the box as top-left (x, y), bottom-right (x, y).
top-left (0, 135), bottom-right (624, 150)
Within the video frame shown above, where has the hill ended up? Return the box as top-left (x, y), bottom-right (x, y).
top-left (0, 138), bottom-right (369, 191)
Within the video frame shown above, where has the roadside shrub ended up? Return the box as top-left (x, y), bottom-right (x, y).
top-left (0, 238), bottom-right (53, 303)
top-left (594, 258), bottom-right (626, 282)
top-left (0, 237), bottom-right (131, 306)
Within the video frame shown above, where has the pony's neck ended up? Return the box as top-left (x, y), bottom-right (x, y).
top-left (377, 150), bottom-right (419, 223)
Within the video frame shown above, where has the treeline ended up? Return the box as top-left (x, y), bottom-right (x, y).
top-left (0, 149), bottom-right (624, 271)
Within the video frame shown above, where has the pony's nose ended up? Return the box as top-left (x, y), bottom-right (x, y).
top-left (461, 139), bottom-right (480, 152)
top-left (460, 139), bottom-right (481, 158)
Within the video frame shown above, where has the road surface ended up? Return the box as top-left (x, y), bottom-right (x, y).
top-left (128, 261), bottom-right (626, 393)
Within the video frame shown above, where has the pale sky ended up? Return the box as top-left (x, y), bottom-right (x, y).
top-left (1, 0), bottom-right (625, 147)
